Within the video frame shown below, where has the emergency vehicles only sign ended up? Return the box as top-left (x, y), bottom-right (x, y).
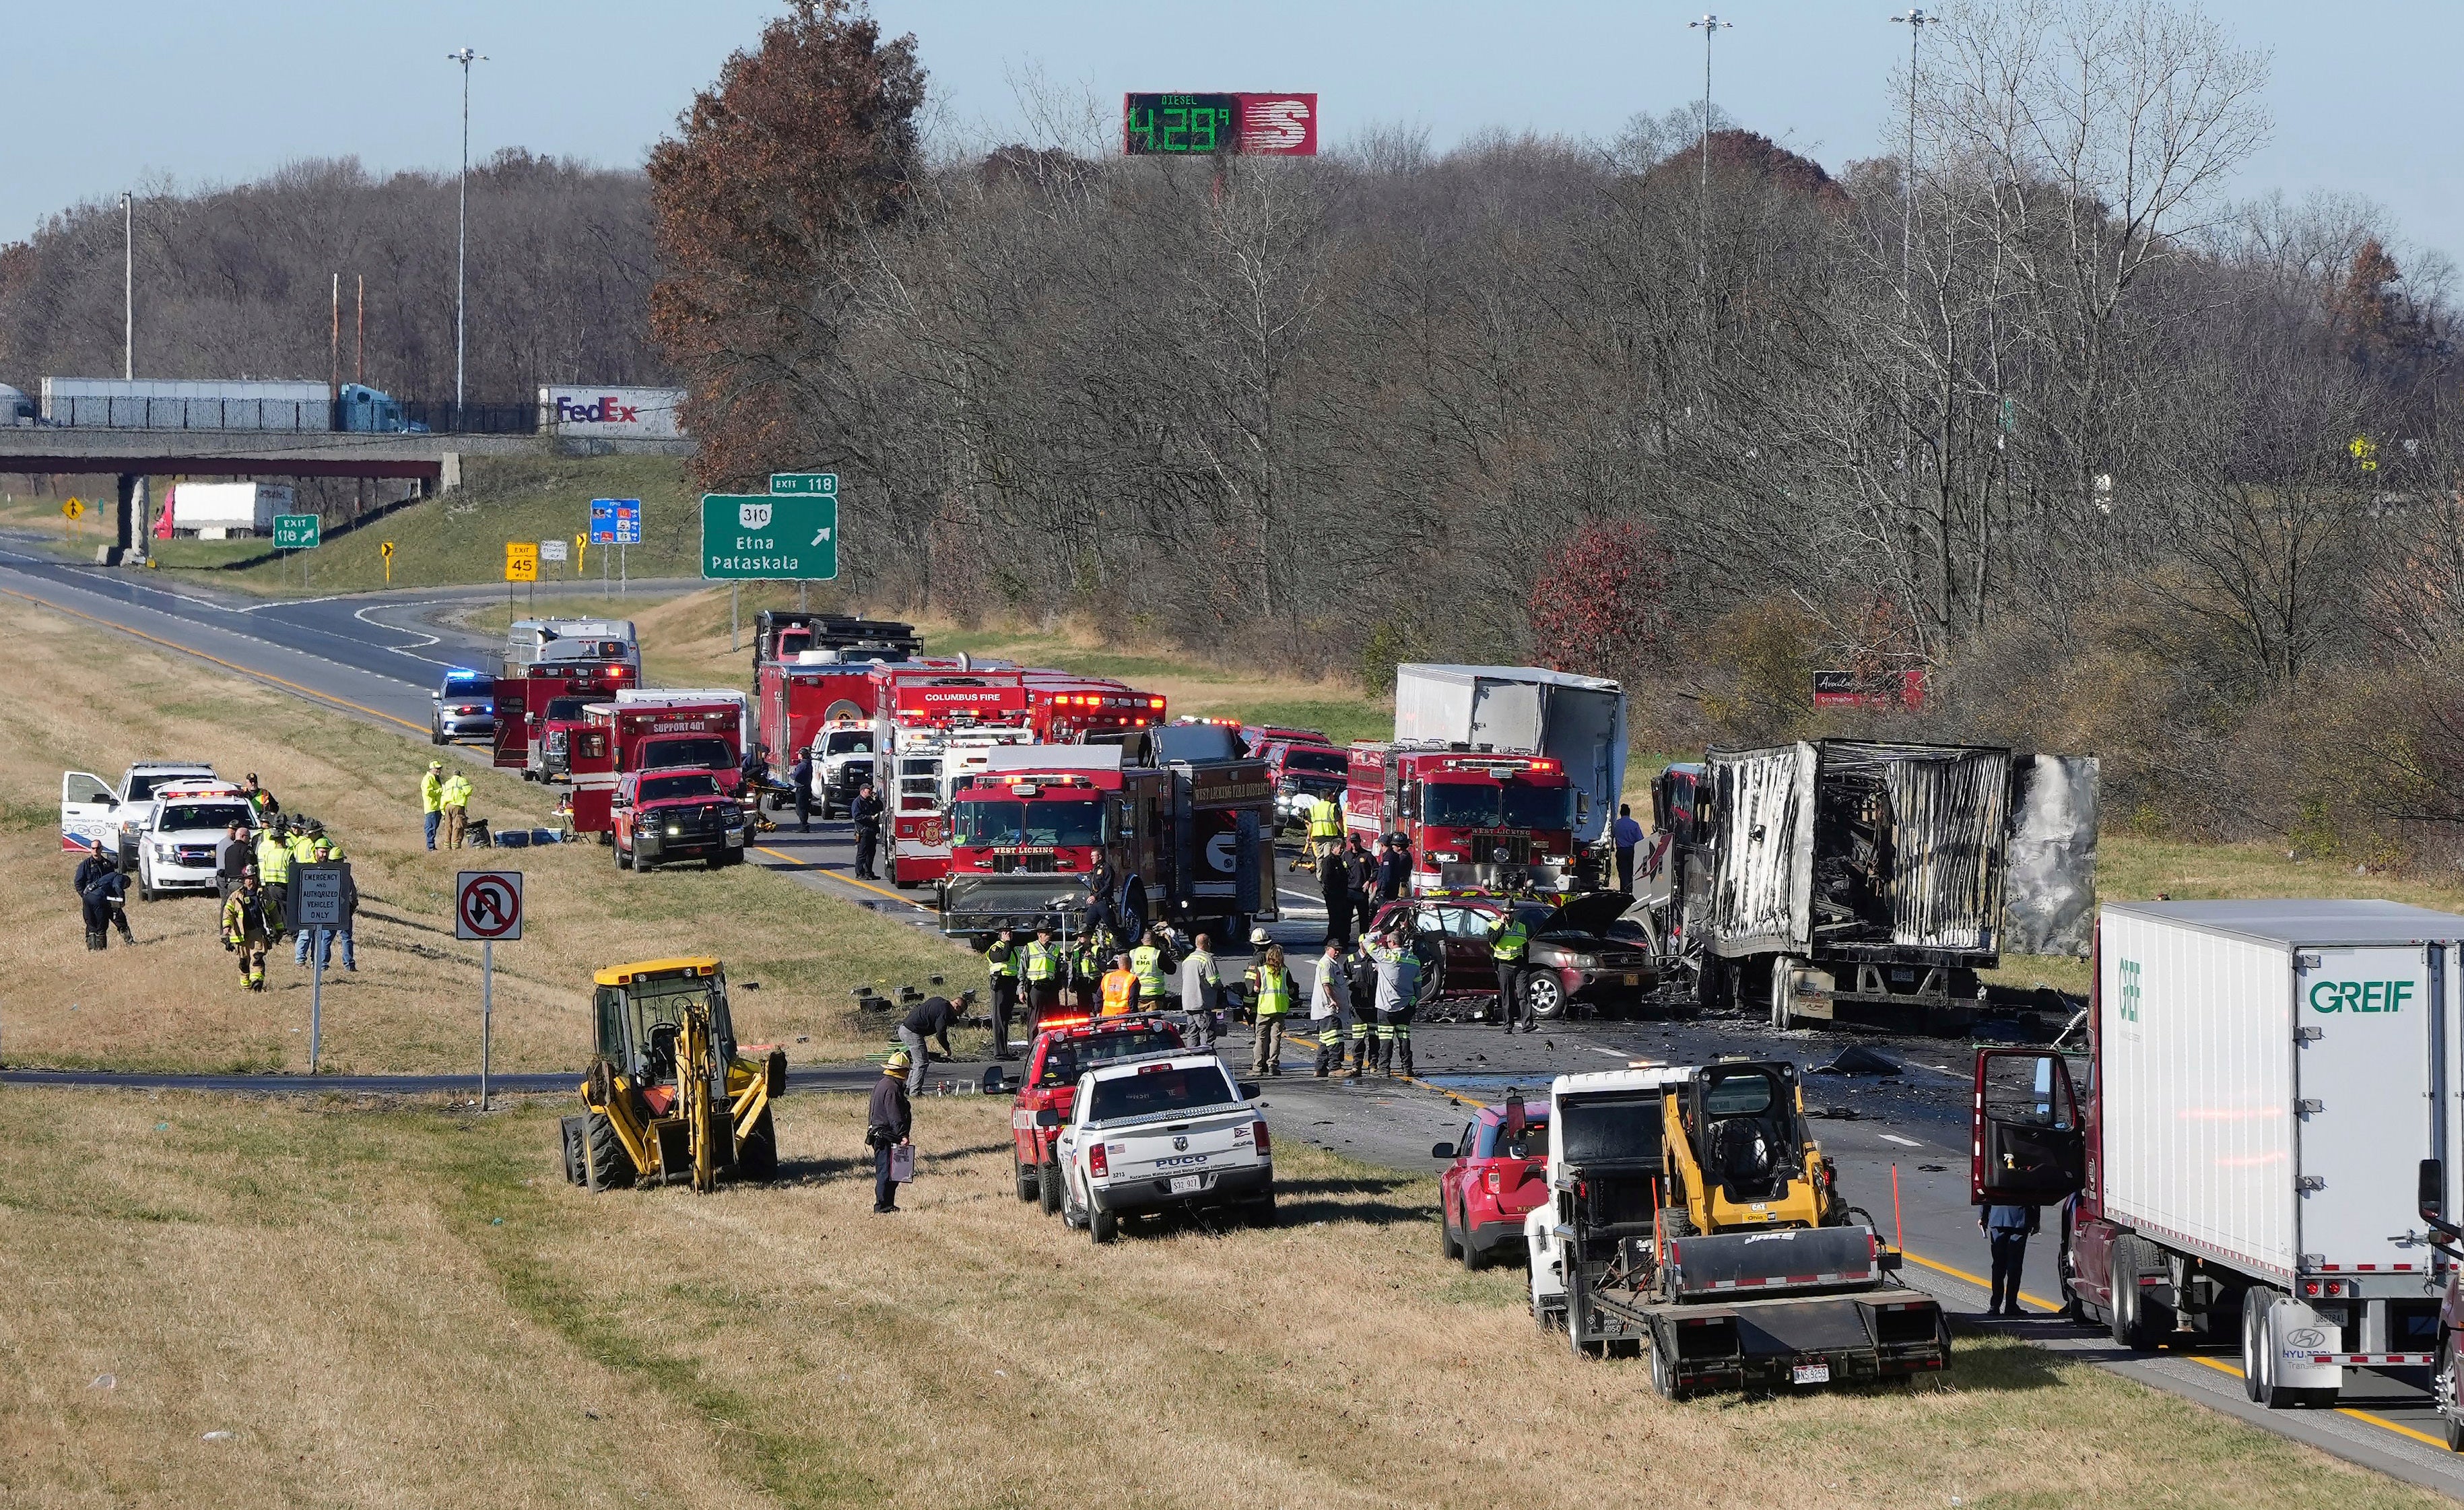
top-left (701, 488), bottom-right (838, 581)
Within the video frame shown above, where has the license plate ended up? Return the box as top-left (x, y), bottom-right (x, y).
top-left (1624, 973), bottom-right (1640, 986)
top-left (1792, 1362), bottom-right (1830, 1385)
top-left (1168, 1175), bottom-right (1202, 1195)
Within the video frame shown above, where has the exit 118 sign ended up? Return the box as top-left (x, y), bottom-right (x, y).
top-left (1123, 94), bottom-right (1317, 157)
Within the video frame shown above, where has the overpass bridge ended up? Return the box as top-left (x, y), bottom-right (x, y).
top-left (0, 427), bottom-right (693, 564)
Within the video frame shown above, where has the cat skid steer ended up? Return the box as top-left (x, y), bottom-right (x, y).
top-left (560, 957), bottom-right (786, 1193)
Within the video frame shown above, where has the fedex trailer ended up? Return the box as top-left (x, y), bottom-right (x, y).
top-left (540, 385), bottom-right (687, 439)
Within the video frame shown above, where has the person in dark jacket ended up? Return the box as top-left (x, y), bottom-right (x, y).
top-left (898, 994), bottom-right (958, 1083)
top-left (849, 783), bottom-right (884, 880)
top-left (75, 845), bottom-right (134, 949)
top-left (1980, 1201), bottom-right (2041, 1317)
top-left (1319, 845), bottom-right (1354, 948)
top-left (1375, 835), bottom-right (1409, 904)
top-left (214, 822), bottom-right (255, 902)
top-left (789, 750), bottom-right (816, 833)
top-left (867, 1049), bottom-right (915, 1213)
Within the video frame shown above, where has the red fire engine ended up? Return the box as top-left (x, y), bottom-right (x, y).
top-left (754, 656), bottom-right (885, 769)
top-left (868, 667), bottom-right (1032, 887)
top-left (514, 659), bottom-right (642, 780)
top-left (494, 620), bottom-right (640, 771)
top-left (1345, 742), bottom-right (1578, 896)
top-left (1020, 673), bottom-right (1168, 743)
top-left (565, 697), bottom-right (747, 837)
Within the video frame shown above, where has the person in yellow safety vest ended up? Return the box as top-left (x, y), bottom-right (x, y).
top-left (1022, 927), bottom-right (1061, 1040)
top-left (985, 929), bottom-right (1020, 1062)
top-left (1246, 943), bottom-right (1294, 1078)
top-left (1129, 929), bottom-right (1172, 1006)
top-left (221, 872), bottom-right (277, 992)
top-left (439, 770), bottom-right (474, 849)
top-left (254, 820), bottom-right (294, 931)
top-left (286, 821), bottom-right (320, 871)
top-left (1304, 793), bottom-right (1344, 872)
top-left (1492, 911), bottom-right (1534, 1032)
top-left (421, 760), bottom-right (446, 851)
top-left (1099, 953), bottom-right (1141, 1018)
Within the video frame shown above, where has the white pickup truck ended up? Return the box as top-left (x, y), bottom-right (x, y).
top-left (61, 761), bottom-right (219, 862)
top-left (1047, 1052), bottom-right (1275, 1243)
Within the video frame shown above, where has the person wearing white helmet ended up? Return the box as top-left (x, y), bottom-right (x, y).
top-left (867, 1049), bottom-right (914, 1214)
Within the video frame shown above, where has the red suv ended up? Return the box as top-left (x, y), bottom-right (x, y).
top-left (1007, 1014), bottom-right (1185, 1214)
top-left (1432, 1094), bottom-right (1551, 1269)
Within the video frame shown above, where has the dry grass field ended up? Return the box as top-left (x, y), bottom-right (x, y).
top-left (0, 1086), bottom-right (2436, 1510)
top-left (0, 598), bottom-right (977, 1074)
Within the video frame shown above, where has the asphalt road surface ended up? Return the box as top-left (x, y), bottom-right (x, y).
top-left (6, 535), bottom-right (2460, 1496)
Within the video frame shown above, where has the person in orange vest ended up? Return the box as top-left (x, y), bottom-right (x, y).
top-left (1099, 952), bottom-right (1141, 1017)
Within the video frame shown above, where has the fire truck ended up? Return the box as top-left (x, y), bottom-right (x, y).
top-left (1345, 742), bottom-right (1578, 897)
top-left (519, 658), bottom-right (643, 781)
top-left (748, 610), bottom-right (923, 677)
top-left (865, 666), bottom-right (1033, 888)
top-left (754, 654), bottom-right (892, 784)
top-left (565, 695), bottom-right (748, 838)
top-left (937, 729), bottom-right (1280, 946)
top-left (1020, 672), bottom-right (1168, 743)
top-left (494, 619), bottom-right (640, 772)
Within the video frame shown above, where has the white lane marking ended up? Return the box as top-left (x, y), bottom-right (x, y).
top-left (242, 593), bottom-right (356, 612)
top-left (1585, 1047), bottom-right (1631, 1058)
top-left (354, 603), bottom-right (440, 649)
top-left (1879, 1134), bottom-right (1924, 1148)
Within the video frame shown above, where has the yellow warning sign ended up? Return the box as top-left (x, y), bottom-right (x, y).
top-left (505, 542), bottom-right (539, 583)
top-left (62, 498), bottom-right (84, 521)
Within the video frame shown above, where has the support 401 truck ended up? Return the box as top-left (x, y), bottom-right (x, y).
top-left (1977, 900), bottom-right (2462, 1418)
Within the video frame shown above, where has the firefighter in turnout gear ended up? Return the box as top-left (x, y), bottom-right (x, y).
top-left (1310, 936), bottom-right (1352, 1077)
top-left (1367, 929), bottom-right (1420, 1078)
top-left (985, 929), bottom-right (1020, 1061)
top-left (255, 820), bottom-right (294, 924)
top-left (222, 872), bottom-right (278, 991)
top-left (1343, 936), bottom-right (1377, 1076)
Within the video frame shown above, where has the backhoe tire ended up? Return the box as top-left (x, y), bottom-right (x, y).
top-left (581, 1113), bottom-right (634, 1190)
top-left (560, 1117), bottom-right (586, 1185)
top-left (1040, 1158), bottom-right (1063, 1216)
top-left (735, 1109), bottom-right (778, 1182)
top-left (1090, 1200), bottom-right (1119, 1245)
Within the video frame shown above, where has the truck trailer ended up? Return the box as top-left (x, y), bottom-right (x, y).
top-left (1979, 899), bottom-right (2463, 1412)
top-left (162, 482), bottom-right (296, 538)
top-left (1658, 740), bottom-right (2098, 1032)
top-left (1393, 665), bottom-right (1626, 853)
top-left (39, 377), bottom-right (418, 432)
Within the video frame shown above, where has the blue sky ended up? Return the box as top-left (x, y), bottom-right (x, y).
top-left (5, 1), bottom-right (2455, 273)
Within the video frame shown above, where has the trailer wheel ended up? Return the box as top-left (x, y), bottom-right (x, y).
top-left (2440, 1334), bottom-right (2464, 1451)
top-left (1649, 1336), bottom-right (1688, 1400)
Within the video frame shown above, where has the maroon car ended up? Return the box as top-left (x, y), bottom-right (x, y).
top-left (1366, 892), bottom-right (1659, 1020)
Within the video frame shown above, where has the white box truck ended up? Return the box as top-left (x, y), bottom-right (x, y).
top-left (1391, 665), bottom-right (1626, 849)
top-left (1974, 899), bottom-right (2457, 1411)
top-left (166, 482), bottom-right (295, 538)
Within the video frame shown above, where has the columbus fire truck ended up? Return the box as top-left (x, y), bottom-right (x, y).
top-left (937, 730), bottom-right (1280, 945)
top-left (867, 666), bottom-right (1034, 888)
top-left (1020, 672), bottom-right (1168, 743)
top-left (566, 694), bottom-right (748, 839)
top-left (1345, 742), bottom-right (1578, 897)
top-left (494, 619), bottom-right (640, 773)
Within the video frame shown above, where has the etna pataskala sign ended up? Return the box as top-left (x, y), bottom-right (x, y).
top-left (700, 493), bottom-right (838, 581)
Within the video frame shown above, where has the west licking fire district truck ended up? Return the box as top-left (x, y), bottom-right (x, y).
top-left (937, 727), bottom-right (1280, 946)
top-left (494, 618), bottom-right (641, 774)
top-left (1345, 742), bottom-right (1578, 897)
top-left (565, 692), bottom-right (749, 838)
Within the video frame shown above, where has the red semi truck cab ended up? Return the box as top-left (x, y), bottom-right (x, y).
top-left (566, 700), bottom-right (746, 836)
top-left (1345, 743), bottom-right (1576, 897)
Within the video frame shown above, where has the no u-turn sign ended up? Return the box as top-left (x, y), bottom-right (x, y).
top-left (457, 871), bottom-right (524, 941)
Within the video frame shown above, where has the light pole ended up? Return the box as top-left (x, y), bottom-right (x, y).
top-left (1688, 14), bottom-right (1732, 283)
top-left (1888, 10), bottom-right (1939, 301)
top-left (119, 192), bottom-right (132, 380)
top-left (447, 47), bottom-right (487, 427)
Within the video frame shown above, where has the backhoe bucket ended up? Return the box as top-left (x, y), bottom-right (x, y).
top-left (1665, 1224), bottom-right (1879, 1301)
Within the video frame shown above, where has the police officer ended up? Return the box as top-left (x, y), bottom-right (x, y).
top-left (1022, 926), bottom-right (1062, 1041)
top-left (1375, 834), bottom-right (1409, 904)
top-left (222, 870), bottom-right (277, 991)
top-left (1246, 944), bottom-right (1295, 1077)
top-left (1129, 928), bottom-right (1173, 1012)
top-left (985, 928), bottom-right (1020, 1061)
top-left (849, 782), bottom-right (884, 880)
top-left (789, 748), bottom-right (817, 833)
top-left (1319, 843), bottom-right (1354, 948)
top-left (1492, 909), bottom-right (1533, 1031)
top-left (75, 843), bottom-right (133, 950)
top-left (1178, 931), bottom-right (1222, 1048)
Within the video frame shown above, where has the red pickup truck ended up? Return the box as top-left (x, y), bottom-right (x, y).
top-left (1007, 1014), bottom-right (1185, 1214)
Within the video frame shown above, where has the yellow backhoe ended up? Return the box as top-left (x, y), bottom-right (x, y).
top-left (560, 957), bottom-right (786, 1193)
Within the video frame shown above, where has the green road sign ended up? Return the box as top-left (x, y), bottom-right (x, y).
top-left (272, 513), bottom-right (321, 550)
top-left (701, 494), bottom-right (838, 581)
top-left (768, 472), bottom-right (838, 496)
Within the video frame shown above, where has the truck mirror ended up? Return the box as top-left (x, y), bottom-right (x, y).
top-left (1431, 1142), bottom-right (1455, 1160)
top-left (980, 1066), bottom-right (1007, 1095)
top-left (1238, 1081), bottom-right (1261, 1101)
top-left (1034, 1109), bottom-right (1061, 1129)
top-left (2422, 1158), bottom-right (2444, 1220)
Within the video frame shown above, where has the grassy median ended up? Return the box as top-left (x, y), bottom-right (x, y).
top-left (0, 597), bottom-right (976, 1074)
top-left (0, 1086), bottom-right (2435, 1510)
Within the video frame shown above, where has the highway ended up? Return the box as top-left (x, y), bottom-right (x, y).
top-left (3, 533), bottom-right (2460, 1497)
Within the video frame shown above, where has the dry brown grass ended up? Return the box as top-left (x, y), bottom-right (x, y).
top-left (0, 599), bottom-right (977, 1074)
top-left (0, 1086), bottom-right (2434, 1509)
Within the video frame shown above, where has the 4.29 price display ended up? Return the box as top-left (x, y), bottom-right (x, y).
top-left (1123, 93), bottom-right (1238, 155)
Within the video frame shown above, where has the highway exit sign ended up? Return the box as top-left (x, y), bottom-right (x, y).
top-left (768, 472), bottom-right (838, 496)
top-left (701, 494), bottom-right (837, 581)
top-left (272, 513), bottom-right (320, 550)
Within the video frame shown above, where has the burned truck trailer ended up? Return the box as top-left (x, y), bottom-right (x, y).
top-left (1662, 741), bottom-right (2097, 1032)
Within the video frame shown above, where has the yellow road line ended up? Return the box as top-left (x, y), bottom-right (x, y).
top-left (2185, 1355), bottom-right (2452, 1449)
top-left (750, 845), bottom-right (930, 911)
top-left (1898, 1249), bottom-right (2060, 1313)
top-left (0, 583), bottom-right (428, 735)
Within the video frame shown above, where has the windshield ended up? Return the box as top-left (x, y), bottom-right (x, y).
top-left (824, 730), bottom-right (874, 754)
top-left (544, 697), bottom-right (589, 721)
top-left (642, 737), bottom-right (732, 771)
top-left (1038, 1028), bottom-right (1183, 1086)
top-left (1419, 781), bottom-right (1497, 828)
top-left (444, 676), bottom-right (494, 698)
top-left (1702, 1072), bottom-right (1776, 1117)
top-left (157, 802), bottom-right (252, 832)
top-left (1560, 1095), bottom-right (1665, 1164)
top-left (1284, 748), bottom-right (1347, 775)
top-left (640, 774), bottom-right (723, 802)
top-left (954, 798), bottom-right (1104, 847)
top-left (127, 771), bottom-right (209, 803)
top-left (1501, 782), bottom-right (1573, 832)
top-left (1086, 1065), bottom-right (1238, 1122)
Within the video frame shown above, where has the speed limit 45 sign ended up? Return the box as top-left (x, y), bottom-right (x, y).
top-left (456, 870), bottom-right (523, 941)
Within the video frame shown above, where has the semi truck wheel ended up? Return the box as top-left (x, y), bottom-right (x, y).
top-left (1650, 1335), bottom-right (1686, 1400)
top-left (2440, 1334), bottom-right (2464, 1450)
